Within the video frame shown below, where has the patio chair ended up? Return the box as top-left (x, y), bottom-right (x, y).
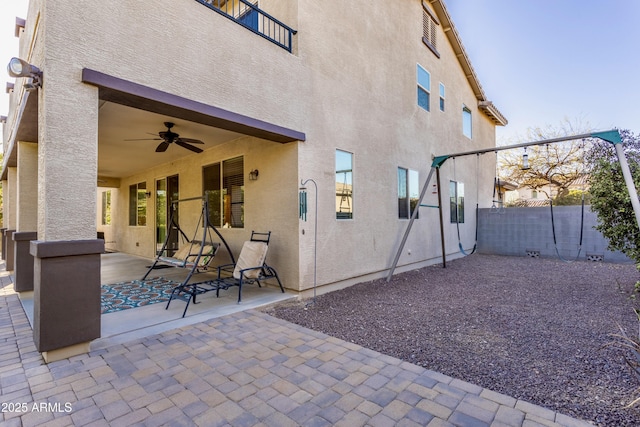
top-left (214, 231), bottom-right (285, 303)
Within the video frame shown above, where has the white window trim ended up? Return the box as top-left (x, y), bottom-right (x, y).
top-left (462, 105), bottom-right (473, 139)
top-left (417, 64), bottom-right (431, 112)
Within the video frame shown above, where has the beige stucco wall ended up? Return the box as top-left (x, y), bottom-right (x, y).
top-left (293, 0), bottom-right (498, 289)
top-left (7, 0), bottom-right (502, 294)
top-left (6, 168), bottom-right (17, 230)
top-left (16, 141), bottom-right (38, 232)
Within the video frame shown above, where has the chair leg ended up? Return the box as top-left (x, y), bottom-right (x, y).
top-left (166, 287), bottom-right (179, 310)
top-left (181, 293), bottom-right (193, 318)
top-left (267, 266), bottom-right (285, 293)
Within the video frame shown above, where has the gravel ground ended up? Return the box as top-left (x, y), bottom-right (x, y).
top-left (265, 254), bottom-right (640, 426)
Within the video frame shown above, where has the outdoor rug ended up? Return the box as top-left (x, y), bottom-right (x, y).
top-left (101, 277), bottom-right (179, 314)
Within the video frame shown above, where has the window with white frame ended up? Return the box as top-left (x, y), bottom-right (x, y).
top-left (336, 150), bottom-right (353, 219)
top-left (450, 181), bottom-right (464, 223)
top-left (398, 167), bottom-right (420, 219)
top-left (203, 156), bottom-right (245, 228)
top-left (439, 83), bottom-right (445, 112)
top-left (129, 182), bottom-right (147, 226)
top-left (462, 105), bottom-right (472, 138)
top-left (417, 64), bottom-right (430, 112)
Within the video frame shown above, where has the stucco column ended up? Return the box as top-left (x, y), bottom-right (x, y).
top-left (5, 167), bottom-right (18, 270)
top-left (14, 141), bottom-right (38, 292)
top-left (31, 65), bottom-right (102, 362)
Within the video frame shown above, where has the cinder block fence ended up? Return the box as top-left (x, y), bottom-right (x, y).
top-left (477, 206), bottom-right (632, 263)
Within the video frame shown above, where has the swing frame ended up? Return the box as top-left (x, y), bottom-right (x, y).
top-left (387, 129), bottom-right (637, 281)
top-left (142, 191), bottom-right (236, 317)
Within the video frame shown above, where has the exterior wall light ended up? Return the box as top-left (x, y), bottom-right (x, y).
top-left (249, 169), bottom-right (259, 180)
top-left (7, 57), bottom-right (42, 91)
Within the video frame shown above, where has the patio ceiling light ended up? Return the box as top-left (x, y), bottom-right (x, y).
top-left (7, 57), bottom-right (42, 91)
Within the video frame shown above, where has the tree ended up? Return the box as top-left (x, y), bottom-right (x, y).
top-left (587, 129), bottom-right (640, 262)
top-left (498, 119), bottom-right (592, 201)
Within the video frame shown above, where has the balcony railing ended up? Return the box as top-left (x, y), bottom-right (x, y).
top-left (197, 0), bottom-right (297, 52)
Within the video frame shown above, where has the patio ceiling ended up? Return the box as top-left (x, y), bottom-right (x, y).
top-left (98, 101), bottom-right (244, 179)
top-left (86, 69), bottom-right (305, 182)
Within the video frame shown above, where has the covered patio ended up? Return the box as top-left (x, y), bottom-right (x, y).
top-left (18, 252), bottom-right (294, 352)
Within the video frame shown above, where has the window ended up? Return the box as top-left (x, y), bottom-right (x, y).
top-left (462, 106), bottom-right (472, 138)
top-left (129, 182), bottom-right (147, 226)
top-left (336, 150), bottom-right (353, 219)
top-left (450, 181), bottom-right (464, 223)
top-left (398, 168), bottom-right (420, 219)
top-left (439, 83), bottom-right (445, 112)
top-left (417, 64), bottom-right (430, 112)
top-left (422, 4), bottom-right (440, 57)
top-left (203, 156), bottom-right (244, 228)
top-left (532, 190), bottom-right (538, 199)
top-left (101, 190), bottom-right (112, 225)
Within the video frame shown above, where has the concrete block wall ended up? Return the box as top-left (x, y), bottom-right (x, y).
top-left (477, 206), bottom-right (632, 263)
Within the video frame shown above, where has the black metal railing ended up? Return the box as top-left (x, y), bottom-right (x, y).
top-left (197, 0), bottom-right (297, 52)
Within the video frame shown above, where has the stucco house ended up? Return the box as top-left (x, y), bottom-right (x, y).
top-left (2, 0), bottom-right (506, 360)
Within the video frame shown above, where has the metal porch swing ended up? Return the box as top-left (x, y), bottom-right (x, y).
top-left (142, 191), bottom-right (236, 316)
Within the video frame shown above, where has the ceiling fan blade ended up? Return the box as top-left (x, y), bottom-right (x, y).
top-left (155, 141), bottom-right (170, 152)
top-left (177, 137), bottom-right (204, 144)
top-left (125, 138), bottom-right (162, 141)
top-left (176, 140), bottom-right (204, 153)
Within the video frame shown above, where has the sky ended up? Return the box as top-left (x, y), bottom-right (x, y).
top-left (0, 1), bottom-right (638, 144)
top-left (0, 0), bottom-right (28, 117)
top-left (444, 0), bottom-right (640, 143)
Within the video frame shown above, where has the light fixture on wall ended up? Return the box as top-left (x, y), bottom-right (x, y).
top-left (521, 147), bottom-right (530, 170)
top-left (145, 191), bottom-right (152, 198)
top-left (249, 169), bottom-right (259, 181)
top-left (7, 57), bottom-right (42, 91)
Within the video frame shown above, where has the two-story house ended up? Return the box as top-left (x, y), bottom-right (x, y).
top-left (2, 0), bottom-right (506, 360)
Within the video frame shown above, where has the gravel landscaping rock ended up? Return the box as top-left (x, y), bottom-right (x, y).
top-left (265, 254), bottom-right (640, 426)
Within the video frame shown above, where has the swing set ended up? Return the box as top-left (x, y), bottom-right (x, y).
top-left (387, 129), bottom-right (639, 281)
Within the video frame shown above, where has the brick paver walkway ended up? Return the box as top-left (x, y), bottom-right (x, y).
top-left (0, 265), bottom-right (593, 426)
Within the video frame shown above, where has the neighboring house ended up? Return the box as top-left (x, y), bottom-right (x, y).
top-left (494, 180), bottom-right (518, 206)
top-left (506, 174), bottom-right (589, 206)
top-left (1, 0), bottom-right (506, 359)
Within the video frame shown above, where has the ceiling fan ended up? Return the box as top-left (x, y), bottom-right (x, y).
top-left (126, 122), bottom-right (205, 153)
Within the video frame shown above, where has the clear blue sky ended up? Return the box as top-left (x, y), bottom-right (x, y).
top-left (445, 0), bottom-right (640, 143)
top-left (1, 1), bottom-right (638, 145)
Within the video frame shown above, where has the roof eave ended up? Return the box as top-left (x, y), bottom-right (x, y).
top-left (479, 101), bottom-right (508, 126)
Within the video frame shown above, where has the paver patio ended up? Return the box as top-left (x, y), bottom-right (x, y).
top-left (0, 261), bottom-right (593, 426)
